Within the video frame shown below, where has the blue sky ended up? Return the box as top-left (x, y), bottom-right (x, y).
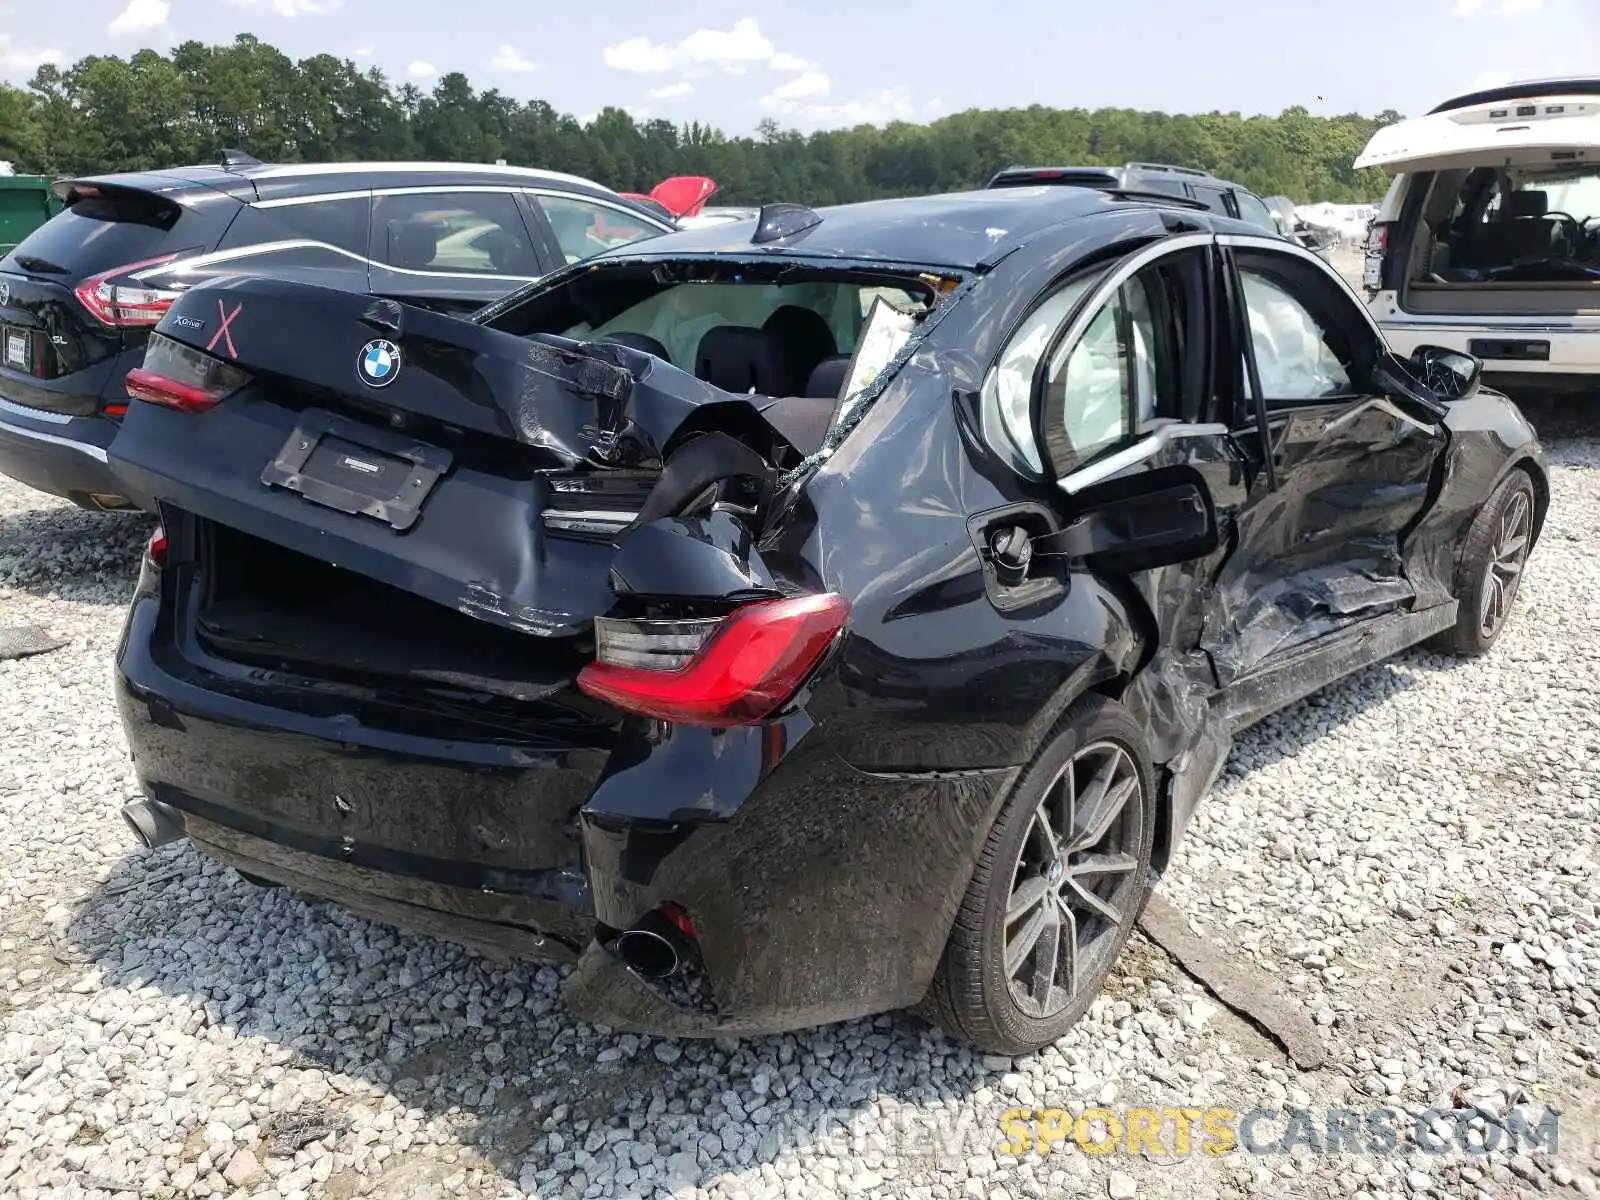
top-left (2, 0), bottom-right (1596, 132)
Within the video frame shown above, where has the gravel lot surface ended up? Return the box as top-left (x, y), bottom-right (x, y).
top-left (2, 394), bottom-right (1598, 1200)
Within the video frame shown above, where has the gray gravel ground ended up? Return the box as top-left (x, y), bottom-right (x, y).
top-left (1, 395), bottom-right (1598, 1200)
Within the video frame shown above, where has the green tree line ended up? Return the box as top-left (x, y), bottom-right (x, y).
top-left (0, 34), bottom-right (1398, 205)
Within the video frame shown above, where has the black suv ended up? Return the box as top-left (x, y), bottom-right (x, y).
top-left (986, 161), bottom-right (1282, 234)
top-left (0, 157), bottom-right (675, 511)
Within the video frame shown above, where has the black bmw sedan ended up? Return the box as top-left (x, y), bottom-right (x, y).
top-left (106, 184), bottom-right (1545, 1053)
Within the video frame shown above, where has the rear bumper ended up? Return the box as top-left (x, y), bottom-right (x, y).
top-left (0, 398), bottom-right (138, 508)
top-left (1370, 303), bottom-right (1600, 391)
top-left (115, 585), bottom-right (1012, 1036)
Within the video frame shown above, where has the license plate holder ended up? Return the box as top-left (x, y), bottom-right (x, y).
top-left (262, 408), bottom-right (452, 532)
top-left (3, 327), bottom-right (30, 373)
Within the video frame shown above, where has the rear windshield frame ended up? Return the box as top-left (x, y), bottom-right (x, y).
top-left (1, 187), bottom-right (234, 279)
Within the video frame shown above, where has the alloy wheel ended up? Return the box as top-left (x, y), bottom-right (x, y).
top-left (1478, 486), bottom-right (1532, 640)
top-left (1003, 740), bottom-right (1146, 1020)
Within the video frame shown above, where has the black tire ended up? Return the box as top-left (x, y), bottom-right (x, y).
top-left (1429, 467), bottom-right (1537, 658)
top-left (923, 695), bottom-right (1156, 1055)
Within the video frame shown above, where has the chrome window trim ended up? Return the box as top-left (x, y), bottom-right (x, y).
top-left (1058, 420), bottom-right (1231, 493)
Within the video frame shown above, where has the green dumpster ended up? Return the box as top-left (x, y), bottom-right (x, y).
top-left (0, 176), bottom-right (63, 255)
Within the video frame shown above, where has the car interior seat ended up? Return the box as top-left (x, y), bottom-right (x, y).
top-left (388, 220), bottom-right (442, 271)
top-left (1462, 190), bottom-right (1555, 267)
top-left (476, 227), bottom-right (529, 275)
top-left (762, 306), bottom-right (837, 380)
top-left (694, 326), bottom-right (812, 397)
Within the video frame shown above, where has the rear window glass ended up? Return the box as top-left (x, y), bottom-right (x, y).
top-left (218, 198), bottom-right (370, 257)
top-left (568, 279), bottom-right (930, 370)
top-left (2, 192), bottom-right (217, 278)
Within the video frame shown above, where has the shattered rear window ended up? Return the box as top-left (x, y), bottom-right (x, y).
top-left (564, 278), bottom-right (933, 371)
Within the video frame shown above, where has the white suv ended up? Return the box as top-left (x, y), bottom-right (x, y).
top-left (1356, 77), bottom-right (1600, 396)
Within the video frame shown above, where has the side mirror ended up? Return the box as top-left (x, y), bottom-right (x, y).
top-left (1408, 343), bottom-right (1483, 402)
top-left (1371, 351), bottom-right (1451, 422)
top-left (1055, 465), bottom-right (1220, 575)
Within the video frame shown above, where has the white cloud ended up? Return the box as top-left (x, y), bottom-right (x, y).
top-left (408, 60), bottom-right (436, 79)
top-left (1472, 69), bottom-right (1512, 89)
top-left (760, 73), bottom-right (921, 129)
top-left (759, 70), bottom-right (831, 110)
top-left (0, 35), bottom-right (63, 72)
top-left (353, 45), bottom-right (373, 58)
top-left (108, 0), bottom-right (169, 36)
top-left (604, 18), bottom-right (805, 77)
top-left (488, 44), bottom-right (540, 73)
top-left (647, 81), bottom-right (695, 101)
top-left (603, 37), bottom-right (675, 73)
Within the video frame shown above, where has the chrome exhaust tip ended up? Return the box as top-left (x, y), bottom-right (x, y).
top-left (616, 927), bottom-right (684, 979)
top-left (121, 798), bottom-right (186, 850)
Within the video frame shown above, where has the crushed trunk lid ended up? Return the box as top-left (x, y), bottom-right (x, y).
top-left (110, 276), bottom-right (802, 640)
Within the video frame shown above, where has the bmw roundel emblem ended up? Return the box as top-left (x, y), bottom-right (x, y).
top-left (358, 338), bottom-right (400, 388)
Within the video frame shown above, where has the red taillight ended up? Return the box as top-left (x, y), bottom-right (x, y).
top-left (659, 902), bottom-right (696, 941)
top-left (147, 525), bottom-right (167, 566)
top-left (124, 333), bottom-right (250, 414)
top-left (577, 593), bottom-right (850, 726)
top-left (74, 252), bottom-right (184, 328)
top-left (1363, 221), bottom-right (1394, 292)
top-left (125, 368), bottom-right (225, 413)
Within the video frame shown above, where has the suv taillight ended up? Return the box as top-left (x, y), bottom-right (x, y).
top-left (1363, 221), bottom-right (1393, 293)
top-left (124, 333), bottom-right (251, 414)
top-left (577, 594), bottom-right (850, 726)
top-left (74, 252), bottom-right (185, 328)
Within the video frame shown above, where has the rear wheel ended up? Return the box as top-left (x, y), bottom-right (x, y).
top-left (924, 696), bottom-right (1156, 1054)
top-left (1430, 468), bottom-right (1536, 657)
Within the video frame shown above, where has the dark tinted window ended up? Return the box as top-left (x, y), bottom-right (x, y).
top-left (2, 191), bottom-right (221, 279)
top-left (1187, 185), bottom-right (1233, 215)
top-left (371, 191), bottom-right (539, 277)
top-left (1135, 177), bottom-right (1191, 198)
top-left (1234, 191), bottom-right (1278, 233)
top-left (218, 197), bottom-right (370, 257)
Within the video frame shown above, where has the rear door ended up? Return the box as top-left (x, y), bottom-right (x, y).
top-left (1203, 236), bottom-right (1450, 699)
top-left (0, 182), bottom-right (240, 417)
top-left (367, 187), bottom-right (546, 313)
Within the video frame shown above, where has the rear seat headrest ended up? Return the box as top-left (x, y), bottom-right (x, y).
top-left (694, 325), bottom-right (810, 397)
top-left (762, 305), bottom-right (838, 373)
top-left (389, 220), bottom-right (441, 270)
top-left (804, 354), bottom-right (852, 400)
top-left (1503, 190), bottom-right (1548, 218)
